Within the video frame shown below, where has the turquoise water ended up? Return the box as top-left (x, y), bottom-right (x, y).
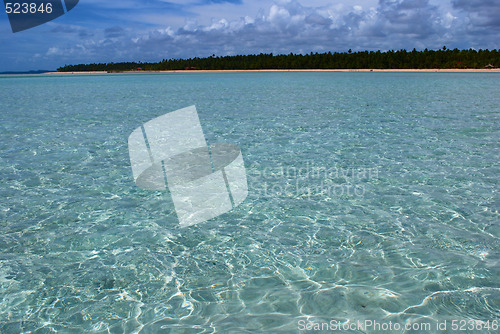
top-left (0, 72), bottom-right (499, 333)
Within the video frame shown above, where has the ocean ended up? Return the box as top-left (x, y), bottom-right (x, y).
top-left (0, 72), bottom-right (499, 333)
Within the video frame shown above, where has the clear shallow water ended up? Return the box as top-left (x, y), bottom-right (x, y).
top-left (0, 72), bottom-right (499, 333)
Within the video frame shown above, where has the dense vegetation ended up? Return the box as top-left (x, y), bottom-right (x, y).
top-left (57, 48), bottom-right (499, 72)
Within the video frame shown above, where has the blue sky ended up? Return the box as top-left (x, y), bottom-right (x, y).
top-left (1, 0), bottom-right (499, 71)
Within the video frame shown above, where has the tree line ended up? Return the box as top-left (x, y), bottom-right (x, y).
top-left (57, 48), bottom-right (499, 72)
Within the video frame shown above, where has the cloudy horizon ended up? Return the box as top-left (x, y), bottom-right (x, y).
top-left (1, 0), bottom-right (499, 72)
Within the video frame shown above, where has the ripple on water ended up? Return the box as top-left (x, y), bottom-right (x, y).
top-left (0, 72), bottom-right (499, 333)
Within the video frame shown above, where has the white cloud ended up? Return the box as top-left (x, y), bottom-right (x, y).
top-left (46, 0), bottom-right (500, 65)
top-left (1, 0), bottom-right (499, 71)
top-left (46, 47), bottom-right (60, 56)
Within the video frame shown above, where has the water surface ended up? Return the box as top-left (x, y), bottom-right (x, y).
top-left (0, 72), bottom-right (499, 333)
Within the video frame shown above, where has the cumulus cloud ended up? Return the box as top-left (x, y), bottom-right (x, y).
top-left (452, 0), bottom-right (500, 31)
top-left (65, 0), bottom-right (474, 62)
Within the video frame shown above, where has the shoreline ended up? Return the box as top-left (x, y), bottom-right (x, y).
top-left (42, 68), bottom-right (500, 75)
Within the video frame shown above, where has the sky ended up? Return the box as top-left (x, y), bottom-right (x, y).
top-left (0, 0), bottom-right (499, 71)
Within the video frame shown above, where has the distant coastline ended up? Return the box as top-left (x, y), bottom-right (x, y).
top-left (0, 70), bottom-right (53, 75)
top-left (56, 49), bottom-right (499, 73)
top-left (44, 68), bottom-right (500, 75)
